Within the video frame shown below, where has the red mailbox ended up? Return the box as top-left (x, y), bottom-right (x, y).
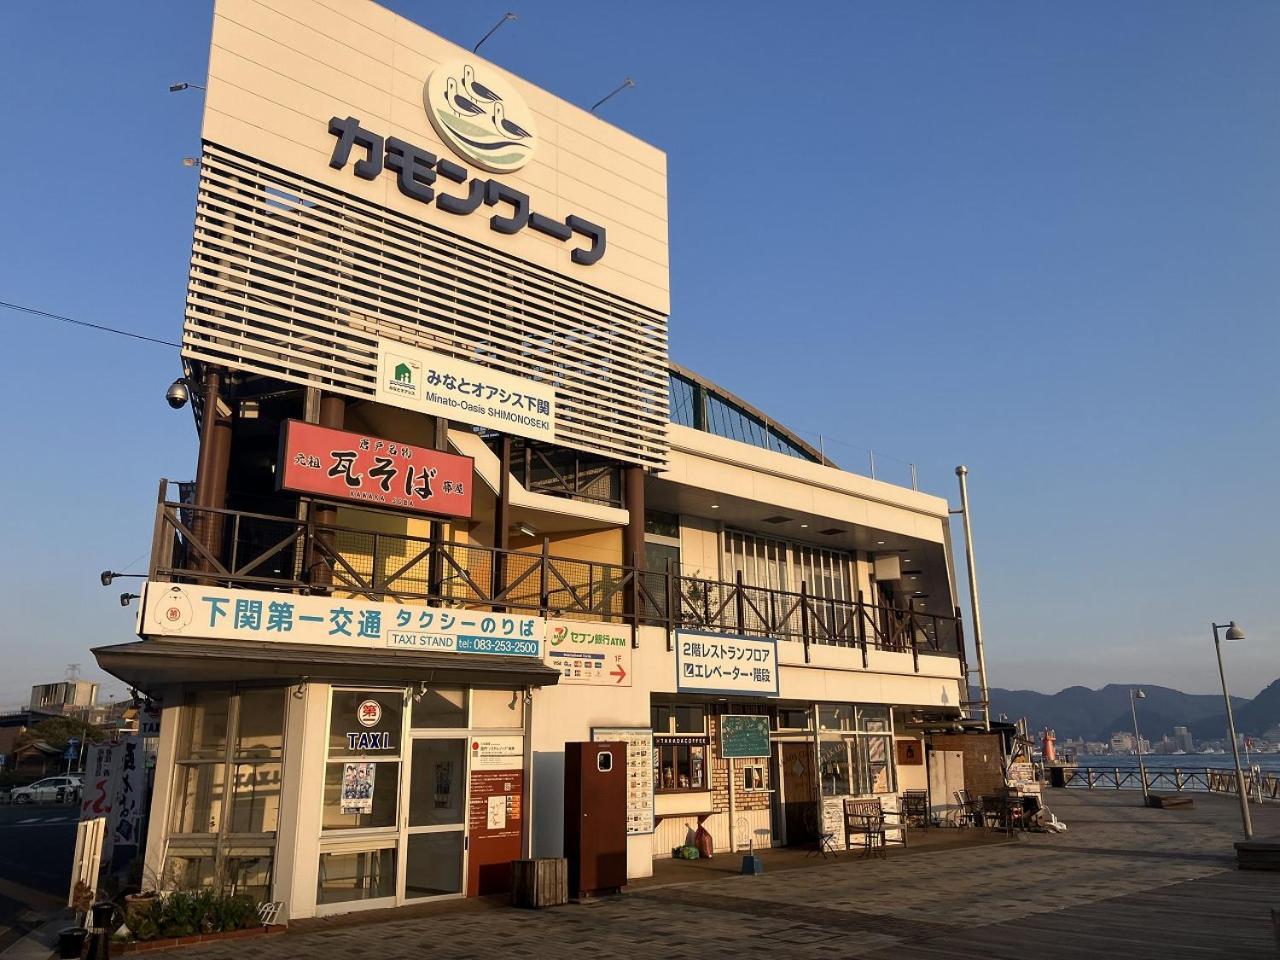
top-left (563, 741), bottom-right (627, 898)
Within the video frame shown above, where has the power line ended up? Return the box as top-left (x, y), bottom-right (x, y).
top-left (0, 299), bottom-right (180, 348)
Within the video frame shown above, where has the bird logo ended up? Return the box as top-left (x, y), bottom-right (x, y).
top-left (424, 59), bottom-right (537, 174)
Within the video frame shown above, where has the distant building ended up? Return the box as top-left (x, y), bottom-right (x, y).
top-left (29, 680), bottom-right (98, 715)
top-left (1110, 732), bottom-right (1136, 753)
top-left (1173, 725), bottom-right (1194, 753)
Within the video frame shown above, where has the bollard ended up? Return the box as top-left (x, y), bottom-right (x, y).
top-left (58, 927), bottom-right (88, 960)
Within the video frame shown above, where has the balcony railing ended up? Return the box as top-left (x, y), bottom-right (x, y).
top-left (148, 489), bottom-right (964, 670)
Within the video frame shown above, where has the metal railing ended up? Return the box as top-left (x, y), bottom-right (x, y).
top-left (148, 486), bottom-right (962, 668)
top-left (1060, 766), bottom-right (1280, 799)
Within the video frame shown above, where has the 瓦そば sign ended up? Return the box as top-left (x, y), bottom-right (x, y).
top-left (277, 419), bottom-right (473, 518)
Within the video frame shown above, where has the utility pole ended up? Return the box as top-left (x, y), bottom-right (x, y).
top-left (954, 466), bottom-right (990, 730)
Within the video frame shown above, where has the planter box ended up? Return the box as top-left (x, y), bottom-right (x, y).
top-left (116, 924), bottom-right (286, 953)
top-left (511, 858), bottom-right (568, 909)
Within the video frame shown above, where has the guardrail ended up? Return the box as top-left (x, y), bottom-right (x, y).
top-left (147, 485), bottom-right (963, 668)
top-left (1059, 766), bottom-right (1280, 800)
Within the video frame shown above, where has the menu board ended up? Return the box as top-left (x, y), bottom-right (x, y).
top-left (720, 715), bottom-right (771, 758)
top-left (592, 727), bottom-right (655, 836)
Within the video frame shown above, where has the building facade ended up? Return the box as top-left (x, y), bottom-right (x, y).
top-left (94, 0), bottom-right (975, 919)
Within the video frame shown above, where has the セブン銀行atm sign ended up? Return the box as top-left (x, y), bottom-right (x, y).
top-left (277, 420), bottom-right (473, 519)
top-left (377, 342), bottom-right (556, 443)
top-left (675, 630), bottom-right (779, 697)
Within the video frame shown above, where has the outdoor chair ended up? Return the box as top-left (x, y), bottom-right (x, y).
top-left (803, 807), bottom-right (838, 859)
top-left (843, 798), bottom-right (907, 859)
top-left (900, 789), bottom-right (930, 828)
top-left (952, 789), bottom-right (981, 827)
top-left (979, 795), bottom-right (1019, 838)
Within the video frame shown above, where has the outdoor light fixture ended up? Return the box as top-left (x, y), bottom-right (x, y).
top-left (100, 571), bottom-right (145, 587)
top-left (1211, 620), bottom-right (1252, 838)
top-left (169, 82), bottom-right (205, 92)
top-left (1129, 688), bottom-right (1150, 806)
top-left (119, 593), bottom-right (140, 607)
top-left (590, 77), bottom-right (635, 114)
top-left (515, 521), bottom-right (538, 538)
top-left (472, 11), bottom-right (517, 53)
top-left (181, 157), bottom-right (202, 168)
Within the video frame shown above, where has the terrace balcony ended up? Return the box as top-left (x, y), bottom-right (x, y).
top-left (144, 481), bottom-right (964, 673)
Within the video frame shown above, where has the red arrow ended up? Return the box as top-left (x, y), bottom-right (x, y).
top-left (610, 664), bottom-right (627, 684)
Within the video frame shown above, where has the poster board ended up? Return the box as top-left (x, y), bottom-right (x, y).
top-left (592, 727), bottom-right (655, 836)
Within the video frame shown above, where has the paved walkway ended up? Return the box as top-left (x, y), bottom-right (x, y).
top-left (154, 790), bottom-right (1280, 959)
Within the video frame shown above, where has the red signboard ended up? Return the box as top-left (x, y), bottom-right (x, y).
top-left (277, 420), bottom-right (473, 518)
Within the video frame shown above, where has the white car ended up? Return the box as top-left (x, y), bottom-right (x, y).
top-left (10, 776), bottom-right (82, 804)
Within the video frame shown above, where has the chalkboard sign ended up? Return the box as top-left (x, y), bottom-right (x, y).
top-left (720, 715), bottom-right (771, 758)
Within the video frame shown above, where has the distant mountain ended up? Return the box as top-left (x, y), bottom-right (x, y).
top-left (1190, 678), bottom-right (1280, 740)
top-left (986, 683), bottom-right (1248, 742)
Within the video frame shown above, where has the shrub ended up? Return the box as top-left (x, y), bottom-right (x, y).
top-left (133, 890), bottom-right (260, 941)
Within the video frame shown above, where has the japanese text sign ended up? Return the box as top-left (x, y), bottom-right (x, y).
top-left (376, 341), bottom-right (557, 443)
top-left (142, 583), bottom-right (545, 659)
top-left (675, 630), bottom-right (779, 698)
top-left (544, 620), bottom-right (632, 686)
top-left (277, 420), bottom-right (473, 519)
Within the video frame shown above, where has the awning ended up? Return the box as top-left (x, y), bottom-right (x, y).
top-left (92, 638), bottom-right (561, 695)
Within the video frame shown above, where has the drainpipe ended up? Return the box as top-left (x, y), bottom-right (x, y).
top-left (954, 466), bottom-right (990, 731)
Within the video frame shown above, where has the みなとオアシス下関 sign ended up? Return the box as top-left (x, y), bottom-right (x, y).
top-left (277, 420), bottom-right (473, 518)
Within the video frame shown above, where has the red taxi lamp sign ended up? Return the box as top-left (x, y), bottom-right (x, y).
top-left (277, 419), bottom-right (473, 519)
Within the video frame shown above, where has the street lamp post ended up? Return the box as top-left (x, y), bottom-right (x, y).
top-left (1211, 621), bottom-right (1252, 839)
top-left (1129, 688), bottom-right (1149, 806)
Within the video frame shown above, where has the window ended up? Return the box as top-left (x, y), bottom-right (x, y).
top-left (165, 687), bottom-right (286, 899)
top-left (815, 703), bottom-right (896, 797)
top-left (470, 688), bottom-right (524, 729)
top-left (776, 708), bottom-right (812, 731)
top-left (819, 741), bottom-right (852, 796)
top-left (743, 765), bottom-right (766, 791)
top-left (724, 530), bottom-right (853, 603)
top-left (651, 704), bottom-right (705, 735)
top-left (317, 847), bottom-right (396, 905)
top-left (653, 737), bottom-right (706, 792)
top-left (324, 689), bottom-right (403, 832)
top-left (411, 686), bottom-right (467, 728)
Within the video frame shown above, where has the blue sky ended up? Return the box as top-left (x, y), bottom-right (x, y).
top-left (1, 1), bottom-right (1277, 708)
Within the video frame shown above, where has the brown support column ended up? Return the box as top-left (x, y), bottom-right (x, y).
top-left (492, 435), bottom-right (512, 607)
top-left (427, 417), bottom-right (449, 598)
top-left (623, 465), bottom-right (645, 621)
top-left (192, 368), bottom-right (232, 571)
top-left (309, 395), bottom-right (345, 588)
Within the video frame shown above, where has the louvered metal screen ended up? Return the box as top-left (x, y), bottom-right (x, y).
top-left (182, 144), bottom-right (669, 468)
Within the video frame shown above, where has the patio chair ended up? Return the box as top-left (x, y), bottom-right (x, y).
top-left (844, 798), bottom-right (907, 859)
top-left (979, 795), bottom-right (1018, 838)
top-left (803, 807), bottom-right (838, 859)
top-left (900, 789), bottom-right (930, 828)
top-left (953, 789), bottom-right (981, 828)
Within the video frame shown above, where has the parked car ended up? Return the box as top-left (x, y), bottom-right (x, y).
top-left (10, 776), bottom-right (83, 804)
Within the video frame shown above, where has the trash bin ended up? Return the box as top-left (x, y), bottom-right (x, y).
top-left (1048, 765), bottom-right (1068, 789)
top-left (58, 927), bottom-right (88, 960)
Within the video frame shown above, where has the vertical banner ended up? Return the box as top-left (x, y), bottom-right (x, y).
top-left (110, 738), bottom-right (145, 852)
top-left (80, 741), bottom-right (120, 864)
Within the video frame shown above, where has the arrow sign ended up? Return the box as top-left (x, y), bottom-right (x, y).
top-left (610, 664), bottom-right (627, 684)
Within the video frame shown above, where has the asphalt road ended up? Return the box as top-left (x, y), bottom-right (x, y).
top-left (0, 803), bottom-right (78, 952)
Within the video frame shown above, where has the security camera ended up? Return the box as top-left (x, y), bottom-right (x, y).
top-left (165, 378), bottom-right (190, 409)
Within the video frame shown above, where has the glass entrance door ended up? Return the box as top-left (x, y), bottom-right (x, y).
top-left (400, 737), bottom-right (467, 901)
